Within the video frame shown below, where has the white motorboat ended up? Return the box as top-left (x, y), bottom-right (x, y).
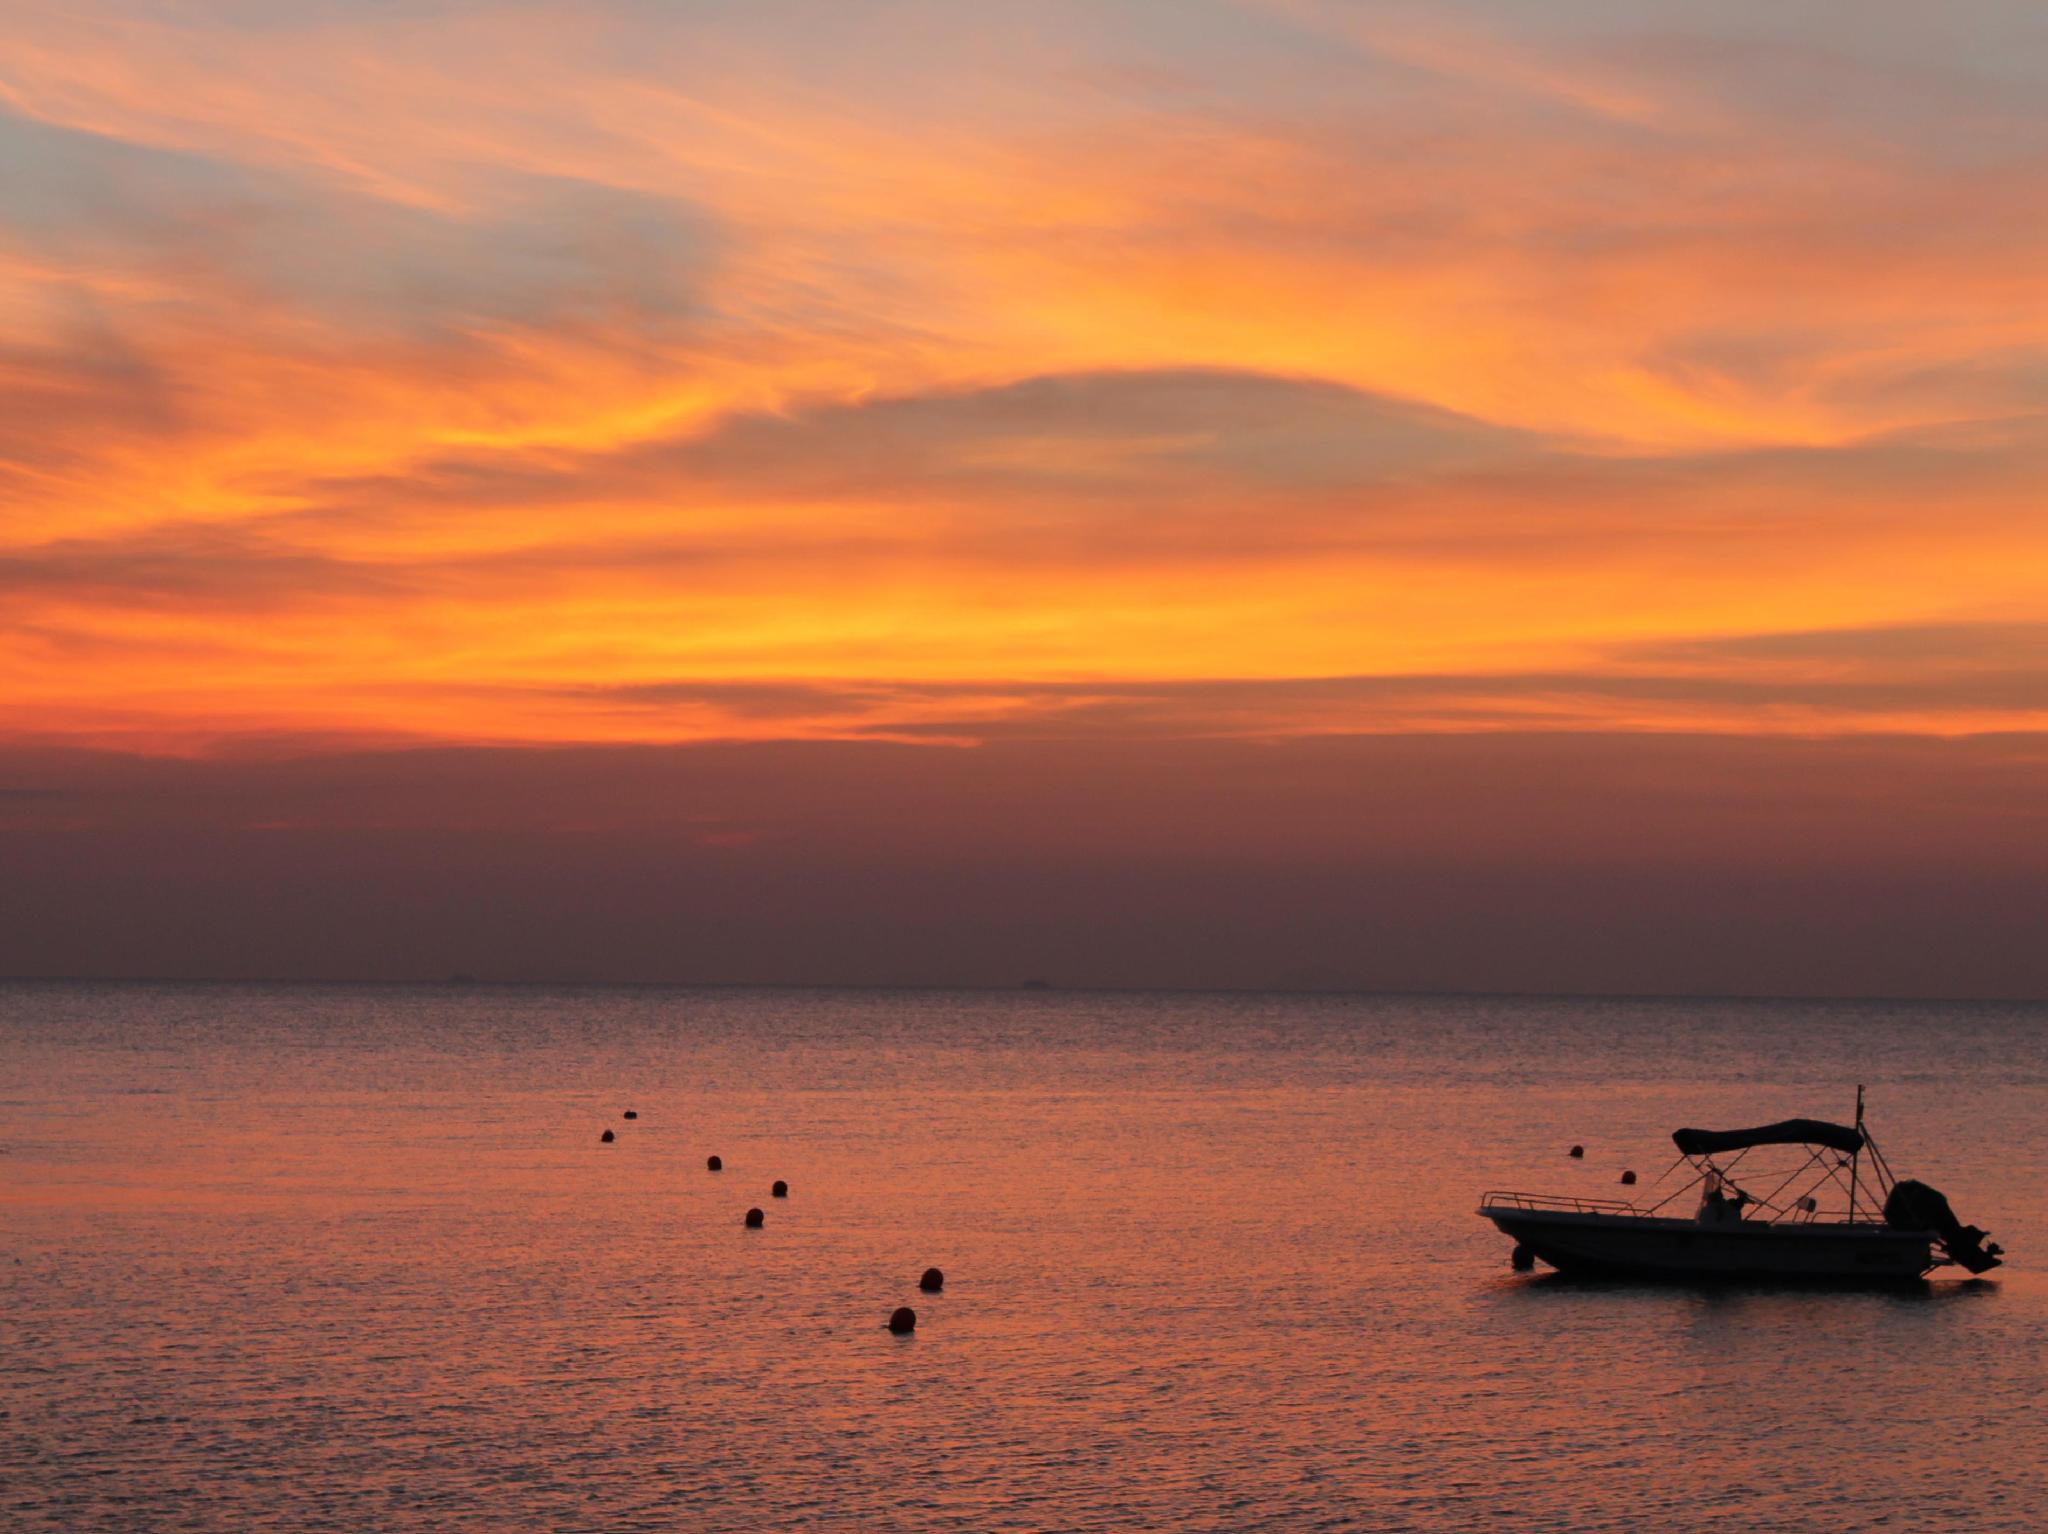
top-left (1479, 1092), bottom-right (2003, 1283)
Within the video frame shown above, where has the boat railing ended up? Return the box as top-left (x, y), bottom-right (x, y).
top-left (1479, 1189), bottom-right (1641, 1216)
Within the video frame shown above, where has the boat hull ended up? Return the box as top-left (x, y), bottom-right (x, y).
top-left (1480, 1205), bottom-right (1936, 1283)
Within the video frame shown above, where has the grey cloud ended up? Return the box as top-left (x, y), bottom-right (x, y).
top-left (293, 366), bottom-right (1551, 530)
top-left (0, 314), bottom-right (187, 488)
top-left (0, 519), bottom-right (898, 612)
top-left (0, 109), bottom-right (716, 342)
top-left (290, 363), bottom-right (2048, 549)
top-left (0, 526), bottom-right (408, 610)
top-left (1820, 350), bottom-right (2048, 426)
top-left (565, 621), bottom-right (2048, 740)
top-left (1629, 622), bottom-right (2048, 670)
top-left (672, 368), bottom-right (1541, 491)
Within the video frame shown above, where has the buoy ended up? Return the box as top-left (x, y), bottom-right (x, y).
top-left (1568, 1145), bottom-right (1584, 1158)
top-left (888, 1306), bottom-right (917, 1334)
top-left (1620, 1170), bottom-right (1637, 1185)
top-left (600, 1129), bottom-right (615, 1143)
top-left (919, 1267), bottom-right (944, 1292)
top-left (707, 1155), bottom-right (722, 1171)
top-left (771, 1180), bottom-right (788, 1198)
top-left (623, 1110), bottom-right (638, 1120)
top-left (1511, 1244), bottom-right (1536, 1272)
top-left (744, 1207), bottom-right (764, 1228)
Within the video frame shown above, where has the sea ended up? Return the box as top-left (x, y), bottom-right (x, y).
top-left (3, 982), bottom-right (2044, 1532)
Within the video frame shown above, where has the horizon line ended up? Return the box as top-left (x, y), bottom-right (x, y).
top-left (2, 973), bottom-right (2042, 1008)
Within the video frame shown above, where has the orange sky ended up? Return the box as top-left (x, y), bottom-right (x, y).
top-left (5, 0), bottom-right (2047, 755)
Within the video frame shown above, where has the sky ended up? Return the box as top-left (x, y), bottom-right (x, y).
top-left (3, 1), bottom-right (2046, 993)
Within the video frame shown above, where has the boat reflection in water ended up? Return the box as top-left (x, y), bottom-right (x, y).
top-left (1480, 1090), bottom-right (2005, 1283)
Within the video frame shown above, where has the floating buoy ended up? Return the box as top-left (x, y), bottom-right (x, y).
top-left (1568, 1145), bottom-right (1584, 1159)
top-left (707, 1155), bottom-right (722, 1172)
top-left (888, 1307), bottom-right (917, 1334)
top-left (919, 1267), bottom-right (944, 1293)
top-left (1620, 1170), bottom-right (1637, 1185)
top-left (623, 1110), bottom-right (638, 1120)
top-left (771, 1180), bottom-right (788, 1198)
top-left (1511, 1244), bottom-right (1536, 1272)
top-left (600, 1129), bottom-right (615, 1144)
top-left (744, 1207), bottom-right (764, 1228)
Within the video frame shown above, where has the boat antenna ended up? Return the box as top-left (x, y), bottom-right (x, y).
top-left (1848, 1084), bottom-right (1865, 1221)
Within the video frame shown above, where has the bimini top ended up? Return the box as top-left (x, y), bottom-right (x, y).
top-left (1671, 1119), bottom-right (1864, 1157)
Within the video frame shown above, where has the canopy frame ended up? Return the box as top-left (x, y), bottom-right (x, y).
top-left (1640, 1088), bottom-right (1896, 1227)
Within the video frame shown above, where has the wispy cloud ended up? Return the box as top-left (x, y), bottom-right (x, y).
top-left (3, 1), bottom-right (2047, 755)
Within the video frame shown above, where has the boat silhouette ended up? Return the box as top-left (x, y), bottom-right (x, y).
top-left (1479, 1089), bottom-right (2003, 1283)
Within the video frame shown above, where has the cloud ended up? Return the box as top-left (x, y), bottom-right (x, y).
top-left (0, 305), bottom-right (186, 491)
top-left (287, 366), bottom-right (1541, 538)
top-left (0, 525), bottom-right (404, 609)
top-left (564, 619), bottom-right (2048, 741)
top-left (4, 1), bottom-right (2048, 754)
top-left (671, 367), bottom-right (1539, 494)
top-left (5, 352), bottom-right (2047, 754)
top-left (1628, 620), bottom-right (2048, 671)
top-left (0, 110), bottom-right (714, 341)
top-left (0, 102), bottom-right (721, 544)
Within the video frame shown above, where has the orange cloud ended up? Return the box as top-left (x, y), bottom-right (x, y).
top-left (4, 1), bottom-right (2048, 756)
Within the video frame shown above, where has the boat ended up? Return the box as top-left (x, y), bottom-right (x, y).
top-left (1478, 1090), bottom-right (2004, 1282)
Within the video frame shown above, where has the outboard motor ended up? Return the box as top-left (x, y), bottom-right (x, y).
top-left (1884, 1180), bottom-right (2004, 1274)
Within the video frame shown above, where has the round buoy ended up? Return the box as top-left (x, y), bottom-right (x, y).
top-left (1568, 1144), bottom-right (1584, 1159)
top-left (771, 1180), bottom-right (788, 1198)
top-left (1620, 1170), bottom-right (1637, 1186)
top-left (888, 1306), bottom-right (917, 1334)
top-left (600, 1129), bottom-right (615, 1144)
top-left (919, 1267), bottom-right (944, 1293)
top-left (623, 1110), bottom-right (638, 1120)
top-left (744, 1207), bottom-right (764, 1229)
top-left (1510, 1244), bottom-right (1536, 1272)
top-left (707, 1155), bottom-right (722, 1172)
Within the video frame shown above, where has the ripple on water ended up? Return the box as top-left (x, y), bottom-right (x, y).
top-left (1, 983), bottom-right (2044, 1531)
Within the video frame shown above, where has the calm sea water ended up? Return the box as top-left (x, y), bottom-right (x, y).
top-left (3, 983), bottom-right (2044, 1532)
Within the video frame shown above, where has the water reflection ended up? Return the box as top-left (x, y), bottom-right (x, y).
top-left (2, 982), bottom-right (2043, 1532)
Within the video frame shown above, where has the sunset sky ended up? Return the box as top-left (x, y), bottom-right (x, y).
top-left (4, 2), bottom-right (2046, 993)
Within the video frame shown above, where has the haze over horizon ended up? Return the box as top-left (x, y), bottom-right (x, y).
top-left (5, 2), bottom-right (2047, 995)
